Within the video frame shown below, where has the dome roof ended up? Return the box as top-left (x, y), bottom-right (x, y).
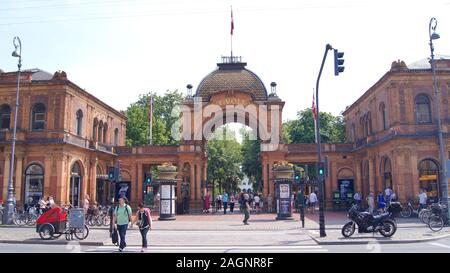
top-left (195, 62), bottom-right (268, 100)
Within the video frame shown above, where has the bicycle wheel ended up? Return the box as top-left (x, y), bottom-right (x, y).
top-left (39, 224), bottom-right (55, 240)
top-left (428, 215), bottom-right (444, 232)
top-left (74, 225), bottom-right (89, 240)
top-left (420, 210), bottom-right (432, 224)
top-left (95, 216), bottom-right (103, 226)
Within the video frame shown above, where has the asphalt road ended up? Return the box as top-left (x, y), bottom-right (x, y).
top-left (1, 236), bottom-right (450, 253)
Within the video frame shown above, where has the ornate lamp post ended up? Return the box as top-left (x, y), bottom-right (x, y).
top-left (2, 37), bottom-right (22, 225)
top-left (428, 18), bottom-right (449, 208)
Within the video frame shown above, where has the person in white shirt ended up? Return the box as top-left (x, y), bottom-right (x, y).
top-left (253, 195), bottom-right (260, 213)
top-left (366, 192), bottom-right (375, 214)
top-left (309, 191), bottom-right (318, 214)
top-left (418, 190), bottom-right (428, 210)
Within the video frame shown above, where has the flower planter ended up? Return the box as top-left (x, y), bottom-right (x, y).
top-left (273, 169), bottom-right (294, 179)
top-left (158, 171), bottom-right (178, 180)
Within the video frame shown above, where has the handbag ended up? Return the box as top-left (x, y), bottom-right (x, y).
top-left (111, 228), bottom-right (119, 246)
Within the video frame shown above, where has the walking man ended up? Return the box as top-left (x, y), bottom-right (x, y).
top-left (222, 193), bottom-right (229, 214)
top-left (113, 197), bottom-right (132, 252)
top-left (309, 191), bottom-right (318, 214)
top-left (242, 193), bottom-right (251, 225)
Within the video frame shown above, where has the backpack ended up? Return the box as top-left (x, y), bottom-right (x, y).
top-left (115, 204), bottom-right (132, 223)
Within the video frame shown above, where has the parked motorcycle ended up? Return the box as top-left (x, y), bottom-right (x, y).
top-left (341, 202), bottom-right (402, 238)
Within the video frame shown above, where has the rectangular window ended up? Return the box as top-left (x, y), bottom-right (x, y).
top-left (0, 114), bottom-right (10, 129)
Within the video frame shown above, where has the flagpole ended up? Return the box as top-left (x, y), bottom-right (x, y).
top-left (149, 95), bottom-right (153, 146)
top-left (230, 5), bottom-right (234, 60)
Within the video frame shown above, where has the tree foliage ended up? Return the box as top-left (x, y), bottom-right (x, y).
top-left (125, 90), bottom-right (185, 146)
top-left (206, 126), bottom-right (243, 194)
top-left (240, 129), bottom-right (262, 192)
top-left (284, 108), bottom-right (345, 144)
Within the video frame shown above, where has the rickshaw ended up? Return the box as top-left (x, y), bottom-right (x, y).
top-left (36, 207), bottom-right (89, 241)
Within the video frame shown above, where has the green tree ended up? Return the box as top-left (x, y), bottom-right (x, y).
top-left (125, 90), bottom-right (184, 146)
top-left (284, 108), bottom-right (345, 144)
top-left (240, 129), bottom-right (262, 192)
top-left (206, 126), bottom-right (243, 195)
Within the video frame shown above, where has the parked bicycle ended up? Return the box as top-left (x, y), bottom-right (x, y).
top-left (427, 202), bottom-right (449, 232)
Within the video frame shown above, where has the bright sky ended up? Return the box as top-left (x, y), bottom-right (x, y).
top-left (0, 0), bottom-right (449, 122)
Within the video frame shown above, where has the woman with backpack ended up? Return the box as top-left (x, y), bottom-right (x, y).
top-left (113, 197), bottom-right (132, 252)
top-left (132, 202), bottom-right (153, 252)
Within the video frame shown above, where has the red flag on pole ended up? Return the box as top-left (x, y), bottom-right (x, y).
top-left (231, 7), bottom-right (234, 35)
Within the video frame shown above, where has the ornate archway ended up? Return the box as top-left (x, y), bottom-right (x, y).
top-left (178, 58), bottom-right (286, 210)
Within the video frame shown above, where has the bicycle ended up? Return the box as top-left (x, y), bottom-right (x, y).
top-left (427, 202), bottom-right (449, 232)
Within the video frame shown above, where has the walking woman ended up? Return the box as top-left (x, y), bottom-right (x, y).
top-left (132, 202), bottom-right (153, 252)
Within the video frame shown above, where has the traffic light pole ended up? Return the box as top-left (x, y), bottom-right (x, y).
top-left (315, 44), bottom-right (333, 237)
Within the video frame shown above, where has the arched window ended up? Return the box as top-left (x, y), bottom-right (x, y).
top-left (24, 164), bottom-right (44, 205)
top-left (114, 128), bottom-right (119, 146)
top-left (415, 94), bottom-right (432, 124)
top-left (0, 104), bottom-right (11, 129)
top-left (382, 157), bottom-right (392, 190)
top-left (75, 110), bottom-right (83, 136)
top-left (70, 162), bottom-right (83, 207)
top-left (351, 124), bottom-right (356, 142)
top-left (367, 112), bottom-right (372, 135)
top-left (103, 123), bottom-right (108, 144)
top-left (31, 103), bottom-right (46, 130)
top-left (380, 103), bottom-right (387, 130)
top-left (92, 118), bottom-right (98, 141)
top-left (418, 159), bottom-right (440, 202)
top-left (98, 121), bottom-right (103, 143)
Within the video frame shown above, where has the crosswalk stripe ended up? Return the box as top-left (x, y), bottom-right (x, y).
top-left (429, 242), bottom-right (450, 249)
top-left (96, 245), bottom-right (323, 249)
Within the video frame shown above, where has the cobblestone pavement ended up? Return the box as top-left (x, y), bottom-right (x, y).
top-left (0, 211), bottom-right (446, 247)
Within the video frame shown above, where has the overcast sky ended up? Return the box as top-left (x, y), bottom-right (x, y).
top-left (0, 0), bottom-right (449, 121)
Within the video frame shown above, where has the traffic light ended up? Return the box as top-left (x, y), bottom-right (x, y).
top-left (334, 49), bottom-right (344, 76)
top-left (294, 170), bottom-right (301, 183)
top-left (318, 161), bottom-right (325, 177)
top-left (144, 172), bottom-right (152, 185)
top-left (108, 166), bottom-right (115, 181)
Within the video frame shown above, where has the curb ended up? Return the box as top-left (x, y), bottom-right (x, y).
top-left (0, 239), bottom-right (104, 246)
top-left (304, 230), bottom-right (450, 245)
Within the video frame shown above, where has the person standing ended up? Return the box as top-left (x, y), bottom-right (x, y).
top-left (113, 197), bottom-right (132, 252)
top-left (222, 193), bottom-right (229, 214)
top-left (83, 194), bottom-right (90, 213)
top-left (203, 191), bottom-right (210, 213)
top-left (367, 192), bottom-right (375, 214)
top-left (259, 195), bottom-right (264, 213)
top-left (384, 187), bottom-right (392, 203)
top-left (418, 190), bottom-right (428, 211)
top-left (242, 193), bottom-right (251, 225)
top-left (253, 194), bottom-right (260, 213)
top-left (132, 202), bottom-right (153, 252)
top-left (309, 191), bottom-right (318, 214)
top-left (267, 194), bottom-right (273, 213)
top-left (377, 192), bottom-right (386, 213)
top-left (229, 195), bottom-right (235, 213)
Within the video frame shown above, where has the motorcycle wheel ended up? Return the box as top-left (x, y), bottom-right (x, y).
top-left (400, 206), bottom-right (412, 218)
top-left (428, 215), bottom-right (444, 232)
top-left (379, 220), bottom-right (397, 237)
top-left (341, 222), bottom-right (355, 238)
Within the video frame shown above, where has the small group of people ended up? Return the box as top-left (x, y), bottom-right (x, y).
top-left (354, 187), bottom-right (398, 214)
top-left (111, 196), bottom-right (153, 253)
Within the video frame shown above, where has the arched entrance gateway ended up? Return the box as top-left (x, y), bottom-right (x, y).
top-left (116, 56), bottom-right (355, 212)
top-left (177, 56), bottom-right (286, 210)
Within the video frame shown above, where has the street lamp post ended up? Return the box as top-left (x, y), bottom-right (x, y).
top-left (428, 18), bottom-right (449, 209)
top-left (315, 44), bottom-right (333, 237)
top-left (2, 37), bottom-right (22, 225)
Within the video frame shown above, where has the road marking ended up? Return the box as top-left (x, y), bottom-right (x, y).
top-left (96, 245), bottom-right (323, 249)
top-left (429, 242), bottom-right (450, 249)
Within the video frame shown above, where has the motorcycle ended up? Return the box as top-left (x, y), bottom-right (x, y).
top-left (341, 202), bottom-right (402, 238)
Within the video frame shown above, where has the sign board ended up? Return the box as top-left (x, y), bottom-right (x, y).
top-left (161, 200), bottom-right (171, 214)
top-left (115, 181), bottom-right (131, 201)
top-left (279, 184), bottom-right (290, 198)
top-left (280, 199), bottom-right (290, 214)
